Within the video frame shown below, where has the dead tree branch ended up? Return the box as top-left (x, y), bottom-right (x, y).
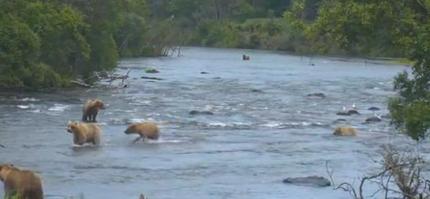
top-left (326, 145), bottom-right (430, 199)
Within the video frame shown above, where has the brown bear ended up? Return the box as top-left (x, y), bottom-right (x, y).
top-left (333, 126), bottom-right (357, 136)
top-left (242, 54), bottom-right (250, 61)
top-left (67, 121), bottom-right (102, 146)
top-left (0, 164), bottom-right (43, 199)
top-left (82, 99), bottom-right (105, 122)
top-left (124, 122), bottom-right (160, 143)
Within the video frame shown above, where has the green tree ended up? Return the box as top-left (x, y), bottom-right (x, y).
top-left (20, 2), bottom-right (90, 74)
top-left (288, 0), bottom-right (430, 141)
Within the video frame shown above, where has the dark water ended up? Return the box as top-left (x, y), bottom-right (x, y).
top-left (0, 47), bottom-right (427, 199)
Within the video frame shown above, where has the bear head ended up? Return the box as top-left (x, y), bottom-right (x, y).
top-left (94, 100), bottom-right (105, 110)
top-left (67, 121), bottom-right (79, 133)
top-left (124, 124), bottom-right (138, 134)
top-left (0, 164), bottom-right (15, 181)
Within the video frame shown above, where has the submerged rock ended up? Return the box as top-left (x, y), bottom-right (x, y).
top-left (144, 67), bottom-right (159, 73)
top-left (336, 110), bottom-right (360, 116)
top-left (368, 107), bottom-right (380, 111)
top-left (365, 116), bottom-right (382, 123)
top-left (333, 118), bottom-right (347, 123)
top-left (189, 110), bottom-right (214, 115)
top-left (282, 176), bottom-right (331, 187)
top-left (307, 93), bottom-right (326, 98)
top-left (333, 126), bottom-right (357, 136)
top-left (347, 110), bottom-right (360, 115)
top-left (251, 89), bottom-right (264, 93)
top-left (141, 76), bottom-right (163, 81)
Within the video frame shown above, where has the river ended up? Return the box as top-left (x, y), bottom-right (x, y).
top-left (0, 47), bottom-right (428, 199)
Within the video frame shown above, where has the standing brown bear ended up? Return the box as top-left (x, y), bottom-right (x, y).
top-left (0, 164), bottom-right (43, 199)
top-left (67, 121), bottom-right (102, 146)
top-left (82, 99), bottom-right (105, 122)
top-left (125, 122), bottom-right (160, 143)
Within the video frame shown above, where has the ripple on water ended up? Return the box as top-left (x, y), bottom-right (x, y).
top-left (260, 121), bottom-right (329, 129)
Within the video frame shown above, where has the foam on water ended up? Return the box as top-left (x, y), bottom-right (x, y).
top-left (16, 104), bottom-right (36, 109)
top-left (146, 138), bottom-right (184, 144)
top-left (18, 97), bottom-right (39, 102)
top-left (48, 104), bottom-right (70, 112)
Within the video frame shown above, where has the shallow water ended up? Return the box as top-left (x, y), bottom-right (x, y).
top-left (0, 47), bottom-right (428, 199)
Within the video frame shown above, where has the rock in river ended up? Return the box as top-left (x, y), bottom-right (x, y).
top-left (368, 106), bottom-right (380, 111)
top-left (307, 93), bottom-right (326, 98)
top-left (336, 110), bottom-right (360, 116)
top-left (250, 89), bottom-right (264, 93)
top-left (283, 176), bottom-right (331, 187)
top-left (333, 118), bottom-right (347, 124)
top-left (189, 110), bottom-right (214, 115)
top-left (141, 76), bottom-right (163, 81)
top-left (365, 116), bottom-right (382, 123)
top-left (144, 67), bottom-right (159, 73)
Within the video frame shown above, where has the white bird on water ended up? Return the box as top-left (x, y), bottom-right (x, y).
top-left (352, 103), bottom-right (357, 110)
top-left (374, 112), bottom-right (382, 119)
top-left (342, 106), bottom-right (347, 111)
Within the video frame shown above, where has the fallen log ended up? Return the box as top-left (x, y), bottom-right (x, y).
top-left (70, 80), bottom-right (92, 88)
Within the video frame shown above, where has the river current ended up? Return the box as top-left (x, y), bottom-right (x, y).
top-left (0, 47), bottom-right (428, 199)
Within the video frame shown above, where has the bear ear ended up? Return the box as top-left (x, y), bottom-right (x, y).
top-left (0, 164), bottom-right (13, 170)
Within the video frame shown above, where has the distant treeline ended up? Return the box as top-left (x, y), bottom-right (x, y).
top-left (1, 0), bottom-right (428, 90)
top-left (149, 0), bottom-right (413, 57)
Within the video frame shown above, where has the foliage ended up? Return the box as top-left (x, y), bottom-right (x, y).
top-left (287, 0), bottom-right (430, 141)
top-left (0, 15), bottom-right (40, 70)
top-left (2, 0), bottom-right (429, 91)
top-left (0, 0), bottom-right (159, 90)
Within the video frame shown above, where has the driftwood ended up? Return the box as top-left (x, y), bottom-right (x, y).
top-left (71, 70), bottom-right (130, 88)
top-left (326, 145), bottom-right (430, 199)
top-left (70, 80), bottom-right (92, 88)
top-left (105, 70), bottom-right (130, 86)
top-left (161, 46), bottom-right (182, 57)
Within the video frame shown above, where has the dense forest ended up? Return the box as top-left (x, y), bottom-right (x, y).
top-left (0, 0), bottom-right (429, 91)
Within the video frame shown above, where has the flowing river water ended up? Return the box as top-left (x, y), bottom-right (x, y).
top-left (0, 47), bottom-right (429, 199)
